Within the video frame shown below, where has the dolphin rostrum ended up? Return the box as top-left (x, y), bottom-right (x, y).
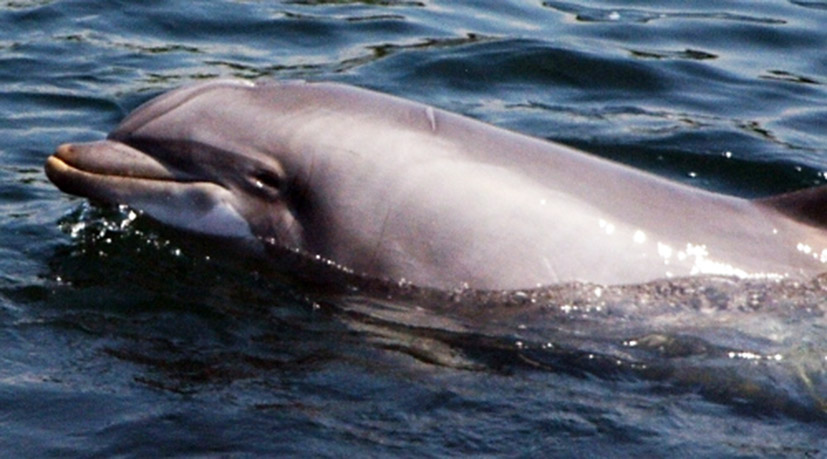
top-left (45, 79), bottom-right (827, 289)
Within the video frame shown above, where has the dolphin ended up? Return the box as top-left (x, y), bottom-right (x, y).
top-left (44, 79), bottom-right (827, 290)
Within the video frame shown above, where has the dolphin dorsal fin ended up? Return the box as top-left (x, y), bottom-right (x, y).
top-left (757, 185), bottom-right (827, 228)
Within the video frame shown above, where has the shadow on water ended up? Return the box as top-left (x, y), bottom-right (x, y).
top-left (18, 204), bottom-right (827, 424)
top-left (16, 205), bottom-right (338, 388)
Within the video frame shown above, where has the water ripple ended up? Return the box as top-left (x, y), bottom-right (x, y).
top-left (543, 1), bottom-right (787, 25)
top-left (3, 0), bottom-right (827, 455)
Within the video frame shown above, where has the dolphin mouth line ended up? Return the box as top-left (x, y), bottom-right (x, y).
top-left (45, 153), bottom-right (221, 204)
top-left (46, 154), bottom-right (176, 184)
top-left (46, 140), bottom-right (217, 187)
top-left (46, 154), bottom-right (215, 188)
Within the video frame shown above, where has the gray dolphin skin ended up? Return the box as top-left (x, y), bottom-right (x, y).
top-left (45, 79), bottom-right (827, 290)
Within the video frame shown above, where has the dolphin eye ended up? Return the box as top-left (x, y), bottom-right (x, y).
top-left (249, 170), bottom-right (283, 196)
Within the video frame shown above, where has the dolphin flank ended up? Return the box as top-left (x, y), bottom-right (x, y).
top-left (45, 79), bottom-right (827, 289)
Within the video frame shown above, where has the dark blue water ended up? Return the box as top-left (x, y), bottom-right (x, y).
top-left (3, 0), bottom-right (827, 455)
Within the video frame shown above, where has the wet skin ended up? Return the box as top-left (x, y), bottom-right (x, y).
top-left (45, 79), bottom-right (827, 289)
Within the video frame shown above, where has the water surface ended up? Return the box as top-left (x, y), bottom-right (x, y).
top-left (3, 0), bottom-right (827, 455)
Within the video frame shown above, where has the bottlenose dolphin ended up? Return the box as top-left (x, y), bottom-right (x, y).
top-left (45, 79), bottom-right (827, 289)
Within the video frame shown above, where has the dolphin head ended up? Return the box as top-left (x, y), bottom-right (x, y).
top-left (44, 80), bottom-right (304, 250)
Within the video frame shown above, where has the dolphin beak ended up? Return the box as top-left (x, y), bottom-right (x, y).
top-left (45, 140), bottom-right (180, 202)
top-left (49, 141), bottom-right (177, 181)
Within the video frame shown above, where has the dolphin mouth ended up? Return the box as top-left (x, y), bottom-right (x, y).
top-left (46, 140), bottom-right (257, 239)
top-left (45, 141), bottom-right (205, 203)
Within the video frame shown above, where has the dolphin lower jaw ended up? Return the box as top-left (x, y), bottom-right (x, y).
top-left (46, 151), bottom-right (255, 240)
top-left (137, 193), bottom-right (254, 239)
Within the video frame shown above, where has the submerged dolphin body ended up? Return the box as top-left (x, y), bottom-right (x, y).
top-left (45, 79), bottom-right (827, 289)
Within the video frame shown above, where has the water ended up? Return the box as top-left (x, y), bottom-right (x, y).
top-left (3, 0), bottom-right (827, 455)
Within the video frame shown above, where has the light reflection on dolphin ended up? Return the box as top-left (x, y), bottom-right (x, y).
top-left (44, 79), bottom-right (827, 289)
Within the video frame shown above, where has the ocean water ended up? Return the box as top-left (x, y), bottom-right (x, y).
top-left (3, 0), bottom-right (827, 455)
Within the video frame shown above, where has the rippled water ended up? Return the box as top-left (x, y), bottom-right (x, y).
top-left (3, 0), bottom-right (827, 455)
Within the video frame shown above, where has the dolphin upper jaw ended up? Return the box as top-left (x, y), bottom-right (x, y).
top-left (46, 141), bottom-right (257, 240)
